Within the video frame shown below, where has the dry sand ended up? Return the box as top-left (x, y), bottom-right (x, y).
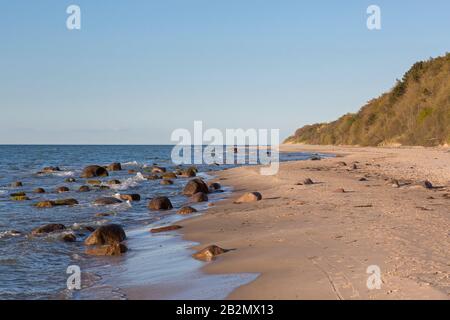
top-left (180, 145), bottom-right (450, 300)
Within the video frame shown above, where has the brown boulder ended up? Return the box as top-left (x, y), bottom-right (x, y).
top-left (160, 179), bottom-right (174, 185)
top-left (108, 179), bottom-right (121, 185)
top-left (81, 165), bottom-right (109, 178)
top-left (93, 197), bottom-right (122, 206)
top-left (87, 180), bottom-right (101, 185)
top-left (56, 186), bottom-right (70, 193)
top-left (32, 224), bottom-right (66, 235)
top-left (162, 172), bottom-right (177, 179)
top-left (208, 182), bottom-right (221, 191)
top-left (183, 178), bottom-right (209, 196)
top-left (181, 167), bottom-right (197, 177)
top-left (11, 195), bottom-right (30, 201)
top-left (151, 166), bottom-right (166, 174)
top-left (35, 199), bottom-right (78, 208)
top-left (148, 196), bottom-right (173, 211)
top-left (177, 206), bottom-right (198, 215)
top-left (191, 192), bottom-right (208, 203)
top-left (84, 224), bottom-right (126, 246)
top-left (235, 192), bottom-right (262, 203)
top-left (86, 243), bottom-right (128, 256)
top-left (62, 233), bottom-right (77, 242)
top-left (119, 194), bottom-right (141, 202)
top-left (78, 185), bottom-right (90, 192)
top-left (192, 245), bottom-right (229, 261)
top-left (106, 163), bottom-right (122, 171)
top-left (33, 188), bottom-right (46, 194)
top-left (150, 225), bottom-right (183, 233)
top-left (11, 182), bottom-right (23, 187)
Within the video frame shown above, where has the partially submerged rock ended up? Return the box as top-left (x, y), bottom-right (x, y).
top-left (35, 199), bottom-right (78, 208)
top-left (160, 179), bottom-right (174, 185)
top-left (11, 182), bottom-right (23, 187)
top-left (32, 224), bottom-right (66, 235)
top-left (81, 165), bottom-right (109, 178)
top-left (87, 180), bottom-right (102, 185)
top-left (62, 233), bottom-right (76, 242)
top-left (162, 172), bottom-right (177, 179)
top-left (151, 166), bottom-right (166, 174)
top-left (78, 185), bottom-right (90, 192)
top-left (11, 195), bottom-right (30, 201)
top-left (119, 194), bottom-right (141, 202)
top-left (150, 225), bottom-right (183, 233)
top-left (108, 179), bottom-right (121, 185)
top-left (148, 196), bottom-right (173, 211)
top-left (106, 163), bottom-right (122, 171)
top-left (183, 178), bottom-right (209, 196)
top-left (33, 188), bottom-right (46, 194)
top-left (85, 243), bottom-right (128, 256)
top-left (93, 197), bottom-right (122, 206)
top-left (177, 206), bottom-right (198, 215)
top-left (235, 192), bottom-right (262, 203)
top-left (192, 245), bottom-right (229, 261)
top-left (191, 192), bottom-right (208, 203)
top-left (208, 182), bottom-right (221, 191)
top-left (84, 224), bottom-right (126, 246)
top-left (56, 186), bottom-right (70, 193)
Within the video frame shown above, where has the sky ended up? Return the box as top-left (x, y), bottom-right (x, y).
top-left (0, 0), bottom-right (449, 144)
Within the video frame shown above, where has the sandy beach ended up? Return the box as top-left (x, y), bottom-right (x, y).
top-left (179, 145), bottom-right (450, 300)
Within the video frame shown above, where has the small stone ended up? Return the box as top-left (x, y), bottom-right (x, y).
top-left (192, 245), bottom-right (229, 261)
top-left (235, 192), bottom-right (262, 203)
top-left (303, 178), bottom-right (314, 185)
top-left (177, 206), bottom-right (198, 215)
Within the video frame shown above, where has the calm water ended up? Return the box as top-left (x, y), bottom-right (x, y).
top-left (0, 145), bottom-right (320, 300)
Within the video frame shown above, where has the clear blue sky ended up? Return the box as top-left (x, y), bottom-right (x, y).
top-left (1, 0), bottom-right (449, 144)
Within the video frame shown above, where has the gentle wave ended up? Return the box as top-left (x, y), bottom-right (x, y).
top-left (0, 230), bottom-right (22, 239)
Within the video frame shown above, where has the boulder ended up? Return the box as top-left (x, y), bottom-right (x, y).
top-left (235, 192), bottom-right (262, 203)
top-left (98, 185), bottom-right (111, 190)
top-left (85, 243), bottom-right (128, 256)
top-left (106, 163), bottom-right (122, 171)
top-left (162, 172), bottom-right (177, 179)
top-left (150, 225), bottom-right (183, 233)
top-left (119, 194), bottom-right (141, 202)
top-left (56, 186), bottom-right (70, 193)
top-left (81, 165), bottom-right (109, 178)
top-left (33, 188), bottom-right (46, 194)
top-left (10, 192), bottom-right (26, 197)
top-left (177, 206), bottom-right (198, 215)
top-left (160, 179), bottom-right (174, 185)
top-left (84, 224), bottom-right (126, 246)
top-left (42, 166), bottom-right (61, 173)
top-left (208, 182), bottom-right (221, 191)
top-left (183, 178), bottom-right (209, 196)
top-left (32, 224), bottom-right (66, 235)
top-left (34, 199), bottom-right (78, 208)
top-left (93, 197), bottom-right (122, 206)
top-left (192, 245), bottom-right (229, 261)
top-left (145, 174), bottom-right (161, 180)
top-left (78, 185), bottom-right (90, 192)
top-left (11, 195), bottom-right (30, 201)
top-left (87, 180), bottom-right (101, 185)
top-left (191, 192), bottom-right (208, 203)
top-left (62, 233), bottom-right (76, 242)
top-left (181, 167), bottom-right (197, 177)
top-left (11, 182), bottom-right (23, 187)
top-left (151, 166), bottom-right (166, 174)
top-left (108, 179), bottom-right (121, 185)
top-left (148, 196), bottom-right (173, 211)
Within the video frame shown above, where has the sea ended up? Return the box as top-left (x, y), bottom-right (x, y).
top-left (0, 145), bottom-right (322, 300)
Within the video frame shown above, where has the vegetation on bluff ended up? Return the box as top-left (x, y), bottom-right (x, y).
top-left (285, 53), bottom-right (450, 146)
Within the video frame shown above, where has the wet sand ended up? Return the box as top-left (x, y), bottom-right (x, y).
top-left (179, 145), bottom-right (450, 300)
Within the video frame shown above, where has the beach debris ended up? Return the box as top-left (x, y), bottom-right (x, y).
top-left (106, 162), bottom-right (122, 171)
top-left (177, 206), bottom-right (198, 215)
top-left (107, 179), bottom-right (121, 185)
top-left (93, 197), bottom-right (122, 206)
top-left (118, 194), bottom-right (141, 202)
top-left (191, 192), bottom-right (208, 203)
top-left (150, 225), bottom-right (183, 233)
top-left (11, 181), bottom-right (23, 187)
top-left (192, 245), bottom-right (229, 261)
top-left (160, 179), bottom-right (174, 185)
top-left (208, 182), bottom-right (221, 192)
top-left (85, 243), bottom-right (128, 256)
top-left (183, 178), bottom-right (209, 196)
top-left (162, 172), bottom-right (177, 179)
top-left (303, 178), bottom-right (314, 185)
top-left (34, 199), bottom-right (78, 208)
top-left (81, 165), bottom-right (109, 178)
top-left (78, 185), bottom-right (90, 192)
top-left (56, 186), bottom-right (70, 193)
top-left (33, 188), bottom-right (46, 194)
top-left (31, 223), bottom-right (66, 235)
top-left (151, 166), bottom-right (166, 174)
top-left (84, 224), bottom-right (126, 246)
top-left (65, 177), bottom-right (76, 183)
top-left (235, 192), bottom-right (263, 203)
top-left (148, 196), bottom-right (173, 211)
top-left (422, 180), bottom-right (434, 189)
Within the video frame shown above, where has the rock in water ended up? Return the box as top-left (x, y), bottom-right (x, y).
top-left (108, 179), bottom-right (121, 185)
top-left (78, 186), bottom-right (90, 192)
top-left (56, 186), bottom-right (70, 193)
top-left (32, 224), bottom-right (66, 235)
top-left (11, 182), bottom-right (23, 187)
top-left (93, 197), bottom-right (122, 206)
top-left (62, 233), bottom-right (76, 242)
top-left (35, 199), bottom-right (78, 208)
top-left (208, 182), bottom-right (221, 191)
top-left (177, 206), bottom-right (198, 215)
top-left (192, 245), bottom-right (229, 261)
top-left (191, 192), bottom-right (208, 203)
top-left (33, 188), bottom-right (46, 194)
top-left (84, 224), bottom-right (126, 246)
top-left (183, 178), bottom-right (209, 196)
top-left (81, 165), bottom-right (109, 178)
top-left (162, 172), bottom-right (177, 179)
top-left (148, 196), bottom-right (173, 211)
top-left (151, 166), bottom-right (166, 174)
top-left (160, 179), bottom-right (174, 185)
top-left (150, 225), bottom-right (183, 233)
top-left (106, 163), bottom-right (122, 171)
top-left (85, 243), bottom-right (128, 256)
top-left (119, 194), bottom-right (141, 202)
top-left (235, 192), bottom-right (262, 203)
top-left (65, 178), bottom-right (76, 183)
